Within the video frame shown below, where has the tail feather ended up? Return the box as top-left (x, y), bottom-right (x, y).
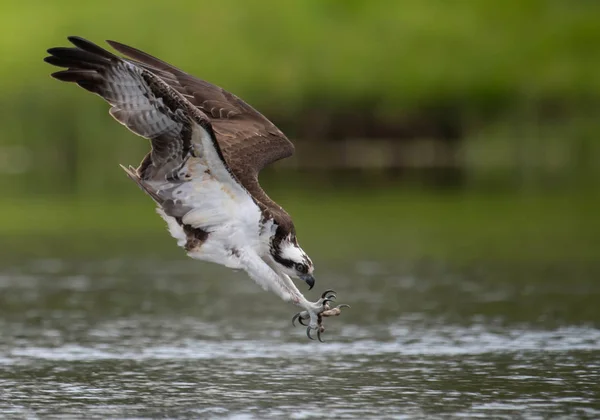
top-left (119, 164), bottom-right (162, 203)
top-left (119, 164), bottom-right (193, 219)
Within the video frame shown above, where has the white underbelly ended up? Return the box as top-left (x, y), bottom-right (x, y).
top-left (157, 207), bottom-right (257, 270)
top-left (186, 233), bottom-right (243, 269)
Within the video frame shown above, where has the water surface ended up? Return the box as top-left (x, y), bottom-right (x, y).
top-left (0, 256), bottom-right (599, 418)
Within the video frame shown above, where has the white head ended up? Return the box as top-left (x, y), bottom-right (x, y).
top-left (271, 235), bottom-right (315, 289)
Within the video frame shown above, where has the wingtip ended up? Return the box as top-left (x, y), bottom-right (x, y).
top-left (66, 36), bottom-right (94, 51)
top-left (67, 35), bottom-right (86, 44)
top-left (64, 36), bottom-right (119, 60)
top-left (45, 47), bottom-right (63, 56)
top-left (105, 39), bottom-right (140, 57)
top-left (49, 70), bottom-right (64, 80)
top-left (44, 55), bottom-right (69, 69)
top-left (105, 40), bottom-right (128, 55)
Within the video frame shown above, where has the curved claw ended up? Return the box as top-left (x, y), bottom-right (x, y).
top-left (306, 326), bottom-right (315, 340)
top-left (323, 298), bottom-right (335, 306)
top-left (293, 312), bottom-right (310, 327)
top-left (317, 329), bottom-right (325, 342)
top-left (336, 304), bottom-right (351, 309)
top-left (292, 312), bottom-right (301, 327)
top-left (321, 289), bottom-right (336, 299)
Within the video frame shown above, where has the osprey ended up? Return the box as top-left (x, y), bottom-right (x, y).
top-left (45, 36), bottom-right (348, 341)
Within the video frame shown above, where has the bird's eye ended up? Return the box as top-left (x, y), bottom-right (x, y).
top-left (295, 263), bottom-right (307, 273)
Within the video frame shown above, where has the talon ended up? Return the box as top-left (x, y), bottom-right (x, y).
top-left (295, 292), bottom-right (348, 341)
top-left (292, 312), bottom-right (301, 327)
top-left (321, 289), bottom-right (336, 299)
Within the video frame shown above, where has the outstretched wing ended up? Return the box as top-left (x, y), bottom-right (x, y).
top-left (44, 36), bottom-right (257, 236)
top-left (106, 39), bottom-right (295, 173)
top-left (105, 40), bottom-right (296, 233)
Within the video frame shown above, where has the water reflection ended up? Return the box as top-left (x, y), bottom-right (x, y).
top-left (0, 257), bottom-right (599, 418)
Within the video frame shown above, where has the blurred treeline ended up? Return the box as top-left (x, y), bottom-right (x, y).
top-left (1, 0), bottom-right (600, 197)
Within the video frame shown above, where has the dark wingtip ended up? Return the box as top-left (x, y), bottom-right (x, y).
top-left (49, 70), bottom-right (67, 80)
top-left (105, 39), bottom-right (122, 48)
top-left (46, 47), bottom-right (66, 56)
top-left (43, 56), bottom-right (58, 65)
top-left (50, 70), bottom-right (81, 82)
top-left (67, 35), bottom-right (88, 44)
top-left (67, 36), bottom-right (119, 60)
top-left (106, 39), bottom-right (141, 57)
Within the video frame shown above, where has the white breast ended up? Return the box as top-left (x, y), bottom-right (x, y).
top-left (150, 122), bottom-right (265, 269)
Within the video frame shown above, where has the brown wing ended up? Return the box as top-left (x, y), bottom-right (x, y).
top-left (44, 37), bottom-right (214, 178)
top-left (44, 37), bottom-right (255, 226)
top-left (106, 40), bottom-right (295, 232)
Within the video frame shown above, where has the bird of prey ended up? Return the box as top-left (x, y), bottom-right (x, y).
top-left (45, 36), bottom-right (349, 341)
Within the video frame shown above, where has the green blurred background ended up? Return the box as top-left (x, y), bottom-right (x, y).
top-left (1, 0), bottom-right (599, 262)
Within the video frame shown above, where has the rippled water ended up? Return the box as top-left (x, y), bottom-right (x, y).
top-left (1, 256), bottom-right (599, 418)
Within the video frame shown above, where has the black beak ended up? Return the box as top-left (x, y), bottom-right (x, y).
top-left (300, 274), bottom-right (315, 290)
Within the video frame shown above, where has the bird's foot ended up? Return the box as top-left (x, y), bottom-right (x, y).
top-left (291, 289), bottom-right (350, 342)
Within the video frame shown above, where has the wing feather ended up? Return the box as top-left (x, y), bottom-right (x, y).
top-left (45, 37), bottom-right (257, 234)
top-left (106, 39), bottom-right (295, 171)
top-left (106, 39), bottom-right (296, 234)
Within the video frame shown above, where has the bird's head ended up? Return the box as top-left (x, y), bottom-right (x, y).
top-left (271, 235), bottom-right (315, 289)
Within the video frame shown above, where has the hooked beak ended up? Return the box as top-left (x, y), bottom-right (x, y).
top-left (300, 274), bottom-right (315, 290)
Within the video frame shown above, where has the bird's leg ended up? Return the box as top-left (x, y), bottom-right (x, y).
top-left (292, 289), bottom-right (350, 342)
top-left (238, 250), bottom-right (349, 341)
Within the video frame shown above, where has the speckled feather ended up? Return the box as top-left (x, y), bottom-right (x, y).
top-left (106, 39), bottom-right (296, 234)
top-left (44, 38), bottom-right (348, 334)
top-left (44, 36), bottom-right (296, 239)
